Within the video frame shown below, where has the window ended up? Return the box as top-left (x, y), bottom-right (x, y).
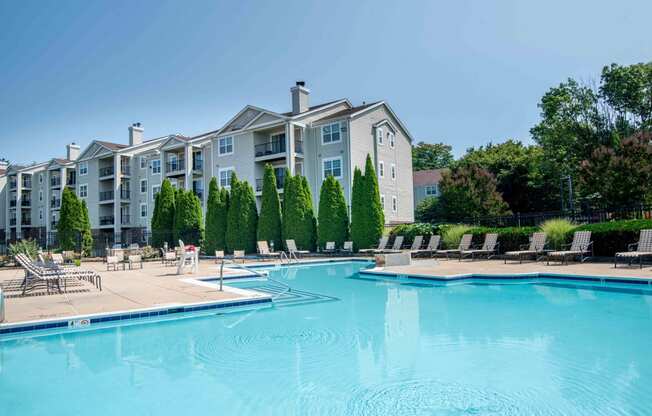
top-left (380, 194), bottom-right (385, 209)
top-left (140, 156), bottom-right (147, 169)
top-left (39, 190), bottom-right (43, 202)
top-left (140, 203), bottom-right (148, 218)
top-left (150, 159), bottom-right (161, 174)
top-left (140, 179), bottom-right (147, 194)
top-left (321, 122), bottom-right (343, 144)
top-left (219, 167), bottom-right (235, 188)
top-left (391, 164), bottom-right (396, 180)
top-left (425, 185), bottom-right (438, 196)
top-left (322, 157), bottom-right (342, 179)
top-left (378, 161), bottom-right (385, 178)
top-left (218, 136), bottom-right (234, 155)
top-left (78, 184), bottom-right (88, 198)
top-left (392, 196), bottom-right (397, 213)
top-left (152, 185), bottom-right (161, 200)
top-left (376, 127), bottom-right (384, 145)
top-left (79, 161), bottom-right (88, 176)
top-left (39, 173), bottom-right (43, 184)
top-left (39, 209), bottom-right (43, 220)
top-left (389, 131), bottom-right (395, 148)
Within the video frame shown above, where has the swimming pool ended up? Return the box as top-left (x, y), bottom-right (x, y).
top-left (1, 261), bottom-right (651, 415)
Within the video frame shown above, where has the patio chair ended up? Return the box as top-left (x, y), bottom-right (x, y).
top-left (233, 250), bottom-right (246, 263)
top-left (106, 255), bottom-right (122, 271)
top-left (614, 229), bottom-right (652, 269)
top-left (286, 239), bottom-right (309, 258)
top-left (51, 253), bottom-right (65, 265)
top-left (14, 254), bottom-right (63, 295)
top-left (504, 232), bottom-right (548, 264)
top-left (257, 241), bottom-right (280, 259)
top-left (547, 231), bottom-right (593, 265)
top-left (406, 236), bottom-right (423, 253)
top-left (460, 233), bottom-right (499, 261)
top-left (323, 242), bottom-right (337, 256)
top-left (359, 236), bottom-right (389, 254)
top-left (340, 241), bottom-right (354, 255)
top-left (382, 236), bottom-right (404, 253)
top-left (128, 254), bottom-right (143, 270)
top-left (214, 250), bottom-right (225, 264)
top-left (16, 253), bottom-right (102, 293)
top-left (436, 234), bottom-right (472, 260)
top-left (161, 248), bottom-right (177, 266)
top-left (412, 235), bottom-right (441, 257)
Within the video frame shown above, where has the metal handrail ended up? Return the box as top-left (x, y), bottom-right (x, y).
top-left (219, 258), bottom-right (291, 299)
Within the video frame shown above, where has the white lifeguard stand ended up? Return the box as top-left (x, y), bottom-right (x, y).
top-left (177, 240), bottom-right (200, 275)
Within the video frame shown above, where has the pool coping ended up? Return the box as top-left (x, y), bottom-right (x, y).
top-left (360, 267), bottom-right (652, 286)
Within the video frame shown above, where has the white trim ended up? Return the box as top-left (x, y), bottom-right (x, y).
top-left (378, 161), bottom-right (385, 178)
top-left (321, 121), bottom-right (343, 145)
top-left (322, 156), bottom-right (343, 180)
top-left (78, 183), bottom-right (88, 198)
top-left (150, 159), bottom-right (161, 175)
top-left (290, 99), bottom-right (351, 120)
top-left (140, 202), bottom-right (148, 218)
top-left (139, 156), bottom-right (147, 169)
top-left (140, 178), bottom-right (148, 194)
top-left (78, 161), bottom-right (88, 176)
top-left (389, 131), bottom-right (395, 148)
top-left (217, 136), bottom-right (234, 156)
top-left (376, 127), bottom-right (384, 146)
top-left (152, 185), bottom-right (161, 201)
top-left (390, 163), bottom-right (396, 181)
top-left (219, 166), bottom-right (235, 188)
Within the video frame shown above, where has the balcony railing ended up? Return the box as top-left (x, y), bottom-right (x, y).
top-left (9, 218), bottom-right (16, 226)
top-left (99, 191), bottom-right (113, 201)
top-left (22, 179), bottom-right (32, 189)
top-left (21, 199), bottom-right (31, 207)
top-left (21, 218), bottom-right (31, 226)
top-left (121, 190), bottom-right (131, 199)
top-left (50, 177), bottom-right (61, 187)
top-left (193, 159), bottom-right (203, 171)
top-left (66, 176), bottom-right (76, 186)
top-left (99, 216), bottom-right (114, 226)
top-left (166, 159), bottom-right (185, 173)
top-left (254, 139), bottom-right (303, 158)
top-left (255, 175), bottom-right (285, 192)
top-left (121, 215), bottom-right (130, 225)
top-left (50, 198), bottom-right (61, 209)
top-left (99, 166), bottom-right (114, 177)
top-left (121, 166), bottom-right (131, 176)
top-left (9, 200), bottom-right (16, 208)
top-left (9, 181), bottom-right (16, 190)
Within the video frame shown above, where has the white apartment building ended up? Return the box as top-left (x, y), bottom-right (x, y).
top-left (1, 82), bottom-right (414, 246)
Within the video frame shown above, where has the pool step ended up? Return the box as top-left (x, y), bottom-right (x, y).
top-left (246, 283), bottom-right (339, 308)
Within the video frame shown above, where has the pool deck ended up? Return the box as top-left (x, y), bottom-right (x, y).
top-left (366, 258), bottom-right (652, 282)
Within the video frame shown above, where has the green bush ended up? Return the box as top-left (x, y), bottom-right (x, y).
top-left (57, 187), bottom-right (82, 251)
top-left (440, 224), bottom-right (473, 249)
top-left (151, 179), bottom-right (176, 248)
top-left (389, 223), bottom-right (435, 245)
top-left (173, 189), bottom-right (203, 245)
top-left (258, 164), bottom-right (283, 250)
top-left (540, 219), bottom-right (576, 250)
top-left (468, 225), bottom-right (539, 252)
top-left (9, 239), bottom-right (39, 260)
top-left (226, 174), bottom-right (258, 253)
top-left (317, 175), bottom-right (349, 249)
top-left (350, 155), bottom-right (384, 250)
top-left (574, 219), bottom-right (652, 256)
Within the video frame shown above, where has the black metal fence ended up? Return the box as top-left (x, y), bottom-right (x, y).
top-left (438, 204), bottom-right (652, 228)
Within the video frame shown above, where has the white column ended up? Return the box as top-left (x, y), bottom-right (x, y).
top-left (45, 171), bottom-right (50, 235)
top-left (285, 122), bottom-right (296, 175)
top-left (184, 144), bottom-right (192, 190)
top-left (16, 174), bottom-right (22, 239)
top-left (113, 155), bottom-right (121, 241)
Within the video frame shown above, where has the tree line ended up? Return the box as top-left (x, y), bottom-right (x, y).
top-left (415, 61), bottom-right (652, 222)
top-left (151, 155), bottom-right (385, 253)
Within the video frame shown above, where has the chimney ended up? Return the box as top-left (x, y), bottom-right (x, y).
top-left (291, 81), bottom-right (310, 115)
top-left (0, 159), bottom-right (8, 171)
top-left (129, 122), bottom-right (144, 146)
top-left (66, 143), bottom-right (81, 160)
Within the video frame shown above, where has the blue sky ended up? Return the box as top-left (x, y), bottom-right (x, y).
top-left (1, 0), bottom-right (651, 164)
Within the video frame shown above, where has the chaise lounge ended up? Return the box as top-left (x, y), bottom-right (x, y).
top-left (614, 229), bottom-right (652, 269)
top-left (504, 232), bottom-right (548, 264)
top-left (547, 231), bottom-right (593, 265)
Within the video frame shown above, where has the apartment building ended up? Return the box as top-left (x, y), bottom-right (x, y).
top-left (1, 82), bottom-right (414, 245)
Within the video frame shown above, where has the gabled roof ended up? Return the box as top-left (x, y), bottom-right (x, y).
top-left (413, 169), bottom-right (447, 186)
top-left (313, 101), bottom-right (381, 123)
top-left (281, 99), bottom-right (347, 117)
top-left (96, 140), bottom-right (127, 151)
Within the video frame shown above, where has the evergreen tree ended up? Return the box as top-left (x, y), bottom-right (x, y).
top-left (257, 164), bottom-right (282, 250)
top-left (204, 177), bottom-right (221, 253)
top-left (215, 187), bottom-right (229, 250)
top-left (299, 176), bottom-right (317, 251)
top-left (225, 173), bottom-right (240, 252)
top-left (80, 199), bottom-right (93, 256)
top-left (225, 173), bottom-right (258, 253)
top-left (363, 154), bottom-right (385, 245)
top-left (317, 175), bottom-right (349, 249)
top-left (173, 189), bottom-right (203, 245)
top-left (151, 179), bottom-right (176, 247)
top-left (350, 167), bottom-right (366, 250)
top-left (241, 180), bottom-right (259, 254)
top-left (57, 187), bottom-right (82, 251)
top-left (281, 171), bottom-right (300, 250)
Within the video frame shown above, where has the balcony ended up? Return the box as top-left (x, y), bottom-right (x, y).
top-left (99, 190), bottom-right (131, 202)
top-left (9, 199), bottom-right (16, 208)
top-left (66, 175), bottom-right (76, 186)
top-left (121, 215), bottom-right (130, 225)
top-left (51, 220), bottom-right (58, 228)
top-left (9, 218), bottom-right (16, 226)
top-left (99, 166), bottom-right (131, 178)
top-left (21, 217), bottom-right (31, 226)
top-left (99, 216), bottom-right (114, 226)
top-left (255, 175), bottom-right (285, 192)
top-left (193, 158), bottom-right (203, 172)
top-left (166, 159), bottom-right (185, 175)
top-left (21, 199), bottom-right (31, 207)
top-left (254, 139), bottom-right (303, 160)
top-left (9, 180), bottom-right (16, 190)
top-left (50, 177), bottom-right (62, 187)
top-left (22, 179), bottom-right (32, 189)
top-left (50, 198), bottom-right (61, 209)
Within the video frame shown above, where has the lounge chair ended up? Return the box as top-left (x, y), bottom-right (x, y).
top-left (323, 242), bottom-right (337, 256)
top-left (128, 254), bottom-right (143, 270)
top-left (460, 233), bottom-right (499, 261)
top-left (233, 250), bottom-right (246, 263)
top-left (340, 241), bottom-right (353, 255)
top-left (51, 253), bottom-right (65, 265)
top-left (412, 235), bottom-right (441, 257)
top-left (161, 248), bottom-right (177, 266)
top-left (214, 250), bottom-right (225, 264)
top-left (286, 240), bottom-right (309, 258)
top-left (547, 231), bottom-right (593, 265)
top-left (436, 234), bottom-right (472, 260)
top-left (14, 254), bottom-right (64, 294)
top-left (383, 236), bottom-right (404, 253)
top-left (614, 229), bottom-right (652, 268)
top-left (504, 232), bottom-right (548, 264)
top-left (359, 236), bottom-right (389, 254)
top-left (406, 235), bottom-right (423, 253)
top-left (106, 255), bottom-right (123, 271)
top-left (257, 241), bottom-right (280, 259)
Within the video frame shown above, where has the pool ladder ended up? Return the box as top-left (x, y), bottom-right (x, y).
top-left (218, 259), bottom-right (291, 300)
top-left (280, 250), bottom-right (299, 264)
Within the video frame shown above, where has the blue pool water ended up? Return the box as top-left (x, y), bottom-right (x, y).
top-left (2, 261), bottom-right (652, 415)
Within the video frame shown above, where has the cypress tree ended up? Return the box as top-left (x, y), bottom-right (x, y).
top-left (58, 187), bottom-right (81, 251)
top-left (151, 179), bottom-right (175, 247)
top-left (226, 173), bottom-right (258, 253)
top-left (257, 164), bottom-right (282, 250)
top-left (215, 187), bottom-right (229, 250)
top-left (317, 175), bottom-right (349, 250)
top-left (80, 199), bottom-right (93, 256)
top-left (173, 189), bottom-right (203, 245)
top-left (363, 154), bottom-right (384, 247)
top-left (225, 172), bottom-right (240, 252)
top-left (204, 177), bottom-right (221, 253)
top-left (241, 180), bottom-right (258, 254)
top-left (350, 167), bottom-right (366, 250)
top-left (281, 172), bottom-right (300, 250)
top-left (299, 176), bottom-right (317, 251)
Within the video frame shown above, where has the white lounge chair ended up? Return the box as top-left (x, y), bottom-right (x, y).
top-left (257, 241), bottom-right (280, 259)
top-left (547, 231), bottom-right (593, 265)
top-left (340, 241), bottom-right (353, 255)
top-left (161, 248), bottom-right (177, 266)
top-left (214, 250), bottom-right (225, 264)
top-left (437, 234), bottom-right (473, 260)
top-left (460, 233), bottom-right (499, 261)
top-left (233, 250), bottom-right (246, 263)
top-left (286, 240), bottom-right (309, 258)
top-left (323, 241), bottom-right (337, 256)
top-left (128, 254), bottom-right (143, 269)
top-left (412, 235), bottom-right (441, 257)
top-left (504, 232), bottom-right (548, 264)
top-left (359, 236), bottom-right (389, 254)
top-left (407, 235), bottom-right (424, 253)
top-left (614, 229), bottom-right (652, 269)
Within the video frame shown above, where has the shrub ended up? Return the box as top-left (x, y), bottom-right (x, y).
top-left (441, 224), bottom-right (473, 248)
top-left (281, 173), bottom-right (315, 251)
top-left (151, 179), bottom-right (176, 248)
top-left (540, 219), bottom-right (576, 250)
top-left (389, 223), bottom-right (435, 245)
top-left (226, 174), bottom-right (258, 253)
top-left (258, 164), bottom-right (282, 250)
top-left (173, 190), bottom-right (203, 245)
top-left (317, 175), bottom-right (349, 249)
top-left (9, 239), bottom-right (39, 260)
top-left (80, 200), bottom-right (93, 257)
top-left (574, 219), bottom-right (652, 256)
top-left (350, 155), bottom-right (384, 250)
top-left (468, 226), bottom-right (539, 252)
top-left (57, 187), bottom-right (82, 251)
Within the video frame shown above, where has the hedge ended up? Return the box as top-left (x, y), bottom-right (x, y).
top-left (389, 223), bottom-right (436, 245)
top-left (573, 219), bottom-right (652, 257)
